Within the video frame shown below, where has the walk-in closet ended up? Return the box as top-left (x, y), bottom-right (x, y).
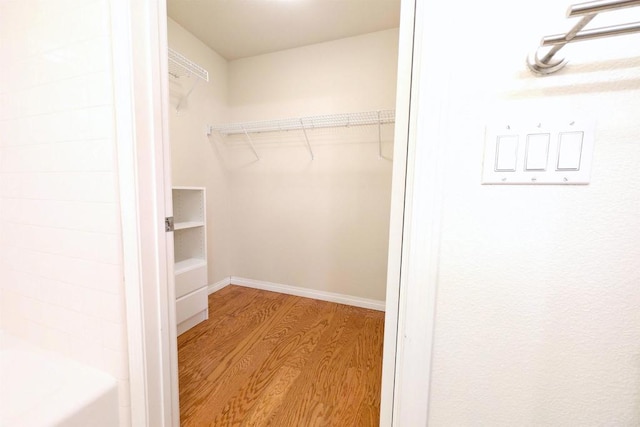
top-left (165, 1), bottom-right (401, 424)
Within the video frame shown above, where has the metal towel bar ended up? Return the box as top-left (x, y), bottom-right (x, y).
top-left (527, 0), bottom-right (640, 75)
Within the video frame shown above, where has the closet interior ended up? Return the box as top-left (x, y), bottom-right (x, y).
top-left (166, 0), bottom-right (401, 420)
top-left (167, 0), bottom-right (400, 332)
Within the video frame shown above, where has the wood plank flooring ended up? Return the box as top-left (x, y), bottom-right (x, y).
top-left (178, 285), bottom-right (385, 426)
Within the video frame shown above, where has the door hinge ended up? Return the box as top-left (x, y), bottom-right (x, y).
top-left (165, 216), bottom-right (174, 232)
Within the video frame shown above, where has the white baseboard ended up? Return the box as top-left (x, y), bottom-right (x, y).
top-left (207, 277), bottom-right (231, 294)
top-left (230, 276), bottom-right (386, 311)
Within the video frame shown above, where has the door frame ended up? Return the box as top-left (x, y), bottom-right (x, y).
top-left (113, 0), bottom-right (438, 425)
top-left (383, 0), bottom-right (449, 424)
top-left (110, 0), bottom-right (178, 425)
top-left (379, 0), bottom-right (418, 424)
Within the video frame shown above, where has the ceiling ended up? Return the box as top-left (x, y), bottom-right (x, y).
top-left (166, 0), bottom-right (401, 60)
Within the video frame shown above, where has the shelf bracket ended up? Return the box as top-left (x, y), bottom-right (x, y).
top-left (299, 119), bottom-right (315, 160)
top-left (176, 77), bottom-right (201, 112)
top-left (527, 14), bottom-right (595, 74)
top-left (242, 126), bottom-right (260, 160)
top-left (168, 48), bottom-right (209, 110)
top-left (377, 110), bottom-right (383, 159)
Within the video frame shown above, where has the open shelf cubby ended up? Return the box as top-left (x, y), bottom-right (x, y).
top-left (172, 187), bottom-right (208, 335)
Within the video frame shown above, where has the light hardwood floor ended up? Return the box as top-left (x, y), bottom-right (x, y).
top-left (178, 285), bottom-right (385, 426)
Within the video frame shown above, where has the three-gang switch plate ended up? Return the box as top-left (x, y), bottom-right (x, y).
top-left (482, 120), bottom-right (595, 184)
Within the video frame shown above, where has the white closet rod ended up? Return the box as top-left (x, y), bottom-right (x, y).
top-left (208, 110), bottom-right (395, 136)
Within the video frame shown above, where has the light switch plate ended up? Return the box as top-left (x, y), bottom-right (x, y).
top-left (482, 119), bottom-right (595, 185)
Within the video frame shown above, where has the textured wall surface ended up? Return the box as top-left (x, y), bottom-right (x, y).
top-left (425, 1), bottom-right (640, 424)
top-left (0, 0), bottom-right (130, 425)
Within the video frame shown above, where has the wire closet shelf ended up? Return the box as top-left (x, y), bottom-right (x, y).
top-left (209, 110), bottom-right (395, 135)
top-left (207, 110), bottom-right (396, 161)
top-left (168, 48), bottom-right (209, 112)
top-left (527, 0), bottom-right (640, 75)
top-left (168, 48), bottom-right (209, 82)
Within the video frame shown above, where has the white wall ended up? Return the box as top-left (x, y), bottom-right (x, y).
top-left (168, 27), bottom-right (399, 302)
top-left (0, 1), bottom-right (130, 425)
top-left (227, 29), bottom-right (399, 121)
top-left (168, 18), bottom-right (231, 285)
top-left (224, 29), bottom-right (399, 301)
top-left (418, 1), bottom-right (640, 424)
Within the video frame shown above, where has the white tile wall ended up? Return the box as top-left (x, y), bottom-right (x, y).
top-left (0, 0), bottom-right (130, 424)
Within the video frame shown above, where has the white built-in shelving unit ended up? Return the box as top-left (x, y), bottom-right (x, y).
top-left (173, 187), bottom-right (208, 335)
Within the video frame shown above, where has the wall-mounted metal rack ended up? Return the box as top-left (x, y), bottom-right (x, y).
top-left (528, 0), bottom-right (640, 75)
top-left (207, 109), bottom-right (395, 160)
top-left (168, 47), bottom-right (209, 111)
